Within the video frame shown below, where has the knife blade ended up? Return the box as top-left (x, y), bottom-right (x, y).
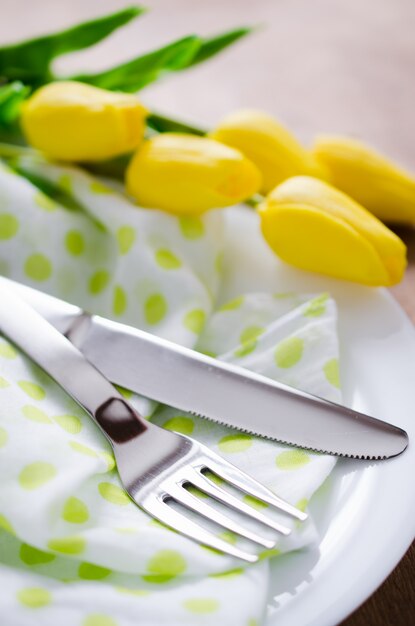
top-left (1, 277), bottom-right (408, 459)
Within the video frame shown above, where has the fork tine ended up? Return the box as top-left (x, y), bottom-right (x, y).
top-left (187, 468), bottom-right (291, 535)
top-left (141, 495), bottom-right (259, 563)
top-left (203, 451), bottom-right (307, 521)
top-left (168, 484), bottom-right (275, 549)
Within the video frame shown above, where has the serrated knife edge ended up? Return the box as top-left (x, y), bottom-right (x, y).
top-left (1, 277), bottom-right (408, 459)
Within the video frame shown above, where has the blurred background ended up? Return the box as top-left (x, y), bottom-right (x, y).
top-left (2, 0), bottom-right (414, 166)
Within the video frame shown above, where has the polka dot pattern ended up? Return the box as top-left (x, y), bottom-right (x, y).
top-left (179, 216), bottom-right (204, 239)
top-left (145, 293), bottom-right (167, 325)
top-left (17, 587), bottom-right (51, 608)
top-left (243, 495), bottom-right (268, 510)
top-left (100, 451), bottom-right (116, 471)
top-left (276, 449), bottom-right (311, 470)
top-left (19, 462), bottom-right (57, 490)
top-left (113, 285), bottom-right (127, 316)
top-left (0, 341), bottom-right (17, 359)
top-left (183, 309), bottom-right (206, 334)
top-left (324, 358), bottom-right (340, 388)
top-left (303, 293), bottom-right (329, 317)
top-left (274, 337), bottom-right (304, 368)
top-left (62, 497), bottom-right (89, 524)
top-left (69, 441), bottom-right (98, 457)
top-left (155, 248), bottom-right (181, 269)
top-left (116, 226), bottom-right (135, 254)
top-left (83, 615), bottom-right (117, 626)
top-left (218, 433), bottom-right (253, 453)
top-left (183, 598), bottom-right (219, 614)
top-left (18, 381), bottom-right (46, 400)
top-left (143, 550), bottom-right (187, 583)
top-left (21, 405), bottom-right (51, 424)
top-left (163, 416), bottom-right (194, 435)
top-left (47, 536), bottom-right (86, 555)
top-left (54, 414), bottom-right (82, 434)
top-left (219, 295), bottom-right (244, 311)
top-left (65, 230), bottom-right (85, 256)
top-left (68, 443), bottom-right (114, 471)
top-left (98, 482), bottom-right (130, 506)
top-left (235, 325), bottom-right (264, 357)
top-left (24, 253), bottom-right (52, 281)
top-left (0, 213), bottom-right (19, 240)
top-left (0, 148), bottom-right (341, 624)
top-left (89, 270), bottom-right (110, 294)
top-left (116, 587), bottom-right (149, 597)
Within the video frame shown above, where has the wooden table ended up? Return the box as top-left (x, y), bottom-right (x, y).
top-left (2, 0), bottom-right (414, 623)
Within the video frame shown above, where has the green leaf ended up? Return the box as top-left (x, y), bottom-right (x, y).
top-left (147, 112), bottom-right (206, 136)
top-left (0, 6), bottom-right (145, 85)
top-left (73, 26), bottom-right (253, 93)
top-left (0, 82), bottom-right (30, 126)
top-left (74, 36), bottom-right (201, 92)
top-left (188, 27), bottom-right (253, 67)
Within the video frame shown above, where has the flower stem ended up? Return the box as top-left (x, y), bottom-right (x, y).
top-left (147, 112), bottom-right (207, 136)
top-left (244, 193), bottom-right (263, 208)
top-left (0, 142), bottom-right (36, 158)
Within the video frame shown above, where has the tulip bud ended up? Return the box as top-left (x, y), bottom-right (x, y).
top-left (21, 81), bottom-right (148, 161)
top-left (312, 135), bottom-right (415, 225)
top-left (126, 133), bottom-right (262, 214)
top-left (259, 176), bottom-right (407, 286)
top-left (210, 109), bottom-right (325, 193)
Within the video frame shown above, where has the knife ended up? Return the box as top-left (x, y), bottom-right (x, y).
top-left (0, 277), bottom-right (408, 459)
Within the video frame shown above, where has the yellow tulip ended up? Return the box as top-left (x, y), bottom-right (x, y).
top-left (259, 176), bottom-right (406, 286)
top-left (210, 109), bottom-right (325, 194)
top-left (21, 81), bottom-right (148, 161)
top-left (126, 133), bottom-right (262, 214)
top-left (312, 135), bottom-right (415, 224)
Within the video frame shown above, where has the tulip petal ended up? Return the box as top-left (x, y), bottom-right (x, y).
top-left (21, 82), bottom-right (148, 162)
top-left (211, 109), bottom-right (325, 193)
top-left (260, 202), bottom-right (393, 285)
top-left (259, 176), bottom-right (407, 286)
top-left (265, 176), bottom-right (406, 285)
top-left (313, 135), bottom-right (415, 224)
top-left (126, 133), bottom-right (261, 214)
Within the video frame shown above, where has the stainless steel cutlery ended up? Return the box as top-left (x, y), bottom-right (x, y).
top-left (1, 277), bottom-right (408, 460)
top-left (0, 281), bottom-right (306, 562)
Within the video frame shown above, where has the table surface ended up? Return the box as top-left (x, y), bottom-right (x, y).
top-left (2, 0), bottom-right (414, 623)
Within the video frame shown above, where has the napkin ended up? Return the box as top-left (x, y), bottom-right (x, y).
top-left (0, 157), bottom-right (340, 625)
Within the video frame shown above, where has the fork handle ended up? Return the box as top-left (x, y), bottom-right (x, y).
top-left (0, 283), bottom-right (150, 445)
top-left (95, 397), bottom-right (148, 443)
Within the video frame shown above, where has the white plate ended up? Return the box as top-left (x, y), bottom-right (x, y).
top-left (222, 207), bottom-right (415, 626)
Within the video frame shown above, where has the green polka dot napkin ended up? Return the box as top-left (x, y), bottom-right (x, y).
top-left (0, 157), bottom-right (340, 625)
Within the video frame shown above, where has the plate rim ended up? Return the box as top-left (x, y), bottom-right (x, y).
top-left (265, 289), bottom-right (415, 626)
top-left (222, 207), bottom-right (415, 626)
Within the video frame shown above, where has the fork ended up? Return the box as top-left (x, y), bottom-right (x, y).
top-left (0, 284), bottom-right (306, 562)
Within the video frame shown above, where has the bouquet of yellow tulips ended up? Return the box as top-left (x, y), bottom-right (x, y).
top-left (1, 5), bottom-right (413, 287)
